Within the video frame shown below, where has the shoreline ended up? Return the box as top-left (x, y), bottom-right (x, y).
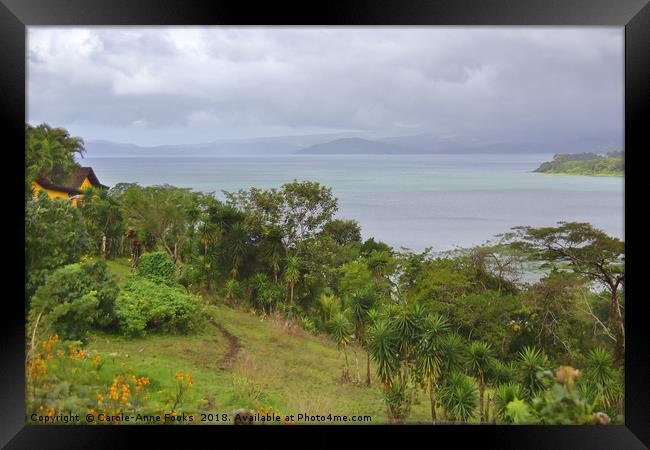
top-left (532, 171), bottom-right (623, 178)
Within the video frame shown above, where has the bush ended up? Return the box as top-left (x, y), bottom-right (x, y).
top-left (115, 277), bottom-right (204, 337)
top-left (137, 251), bottom-right (177, 284)
top-left (382, 382), bottom-right (412, 424)
top-left (26, 194), bottom-right (93, 304)
top-left (29, 259), bottom-right (119, 342)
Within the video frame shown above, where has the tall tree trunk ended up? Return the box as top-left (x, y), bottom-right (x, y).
top-left (342, 347), bottom-right (350, 382)
top-left (101, 234), bottom-right (107, 259)
top-left (354, 350), bottom-right (361, 384)
top-left (366, 352), bottom-right (371, 386)
top-left (609, 287), bottom-right (625, 365)
top-left (479, 382), bottom-right (485, 423)
top-left (429, 378), bottom-right (437, 424)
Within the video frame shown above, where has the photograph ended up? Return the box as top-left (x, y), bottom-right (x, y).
top-left (22, 25), bottom-right (628, 427)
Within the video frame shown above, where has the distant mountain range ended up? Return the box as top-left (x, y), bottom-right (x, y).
top-left (84, 133), bottom-right (622, 158)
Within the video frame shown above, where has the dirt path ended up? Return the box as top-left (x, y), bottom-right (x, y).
top-left (207, 315), bottom-right (241, 369)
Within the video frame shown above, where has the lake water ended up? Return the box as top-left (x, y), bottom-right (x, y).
top-left (83, 153), bottom-right (624, 252)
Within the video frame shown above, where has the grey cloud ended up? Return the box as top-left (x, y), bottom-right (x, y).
top-left (27, 27), bottom-right (623, 147)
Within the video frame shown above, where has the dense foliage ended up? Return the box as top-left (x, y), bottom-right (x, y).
top-left (115, 277), bottom-right (204, 337)
top-left (534, 152), bottom-right (623, 176)
top-left (29, 260), bottom-right (118, 342)
top-left (25, 192), bottom-right (93, 305)
top-left (137, 251), bottom-right (178, 285)
top-left (25, 124), bottom-right (625, 425)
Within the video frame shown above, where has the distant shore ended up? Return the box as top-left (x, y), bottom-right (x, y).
top-left (533, 152), bottom-right (623, 177)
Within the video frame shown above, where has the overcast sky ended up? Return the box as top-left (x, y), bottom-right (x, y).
top-left (27, 27), bottom-right (623, 147)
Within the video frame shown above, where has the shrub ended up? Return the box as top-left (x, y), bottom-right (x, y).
top-left (439, 372), bottom-right (479, 422)
top-left (493, 382), bottom-right (525, 423)
top-left (298, 316), bottom-right (318, 334)
top-left (137, 251), bottom-right (177, 284)
top-left (382, 382), bottom-right (412, 424)
top-left (29, 259), bottom-right (119, 342)
top-left (115, 277), bottom-right (204, 337)
top-left (26, 194), bottom-right (93, 304)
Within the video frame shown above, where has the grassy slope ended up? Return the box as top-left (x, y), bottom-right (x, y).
top-left (87, 260), bottom-right (436, 424)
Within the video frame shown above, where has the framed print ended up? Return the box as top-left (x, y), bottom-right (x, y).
top-left (2, 0), bottom-right (649, 447)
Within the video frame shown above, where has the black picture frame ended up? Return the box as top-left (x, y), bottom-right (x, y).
top-left (2, 0), bottom-right (648, 447)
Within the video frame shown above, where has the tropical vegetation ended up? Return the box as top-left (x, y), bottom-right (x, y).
top-left (25, 124), bottom-right (624, 425)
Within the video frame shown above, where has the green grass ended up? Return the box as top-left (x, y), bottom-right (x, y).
top-left (86, 301), bottom-right (440, 424)
top-left (79, 258), bottom-right (462, 424)
top-left (105, 257), bottom-right (133, 283)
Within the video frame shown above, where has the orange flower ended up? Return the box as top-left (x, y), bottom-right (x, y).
top-left (108, 383), bottom-right (119, 401)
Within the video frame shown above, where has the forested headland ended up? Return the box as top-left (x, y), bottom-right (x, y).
top-left (533, 152), bottom-right (624, 176)
top-left (26, 124), bottom-right (624, 425)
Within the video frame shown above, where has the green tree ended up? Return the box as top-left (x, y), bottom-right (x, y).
top-left (506, 222), bottom-right (625, 363)
top-left (416, 314), bottom-right (449, 424)
top-left (327, 312), bottom-right (354, 382)
top-left (118, 184), bottom-right (200, 262)
top-left (262, 226), bottom-right (286, 283)
top-left (25, 123), bottom-right (85, 189)
top-left (78, 186), bottom-right (126, 258)
top-left (368, 319), bottom-right (400, 390)
top-left (29, 260), bottom-right (118, 343)
top-left (466, 341), bottom-right (496, 423)
top-left (283, 255), bottom-right (301, 305)
top-left (347, 288), bottom-right (378, 385)
top-left (220, 222), bottom-right (250, 279)
top-left (440, 371), bottom-right (479, 423)
top-left (518, 346), bottom-right (551, 398)
top-left (25, 193), bottom-right (92, 304)
top-left (225, 180), bottom-right (338, 250)
top-left (317, 292), bottom-right (340, 325)
top-left (338, 259), bottom-right (374, 300)
top-left (321, 219), bottom-right (362, 246)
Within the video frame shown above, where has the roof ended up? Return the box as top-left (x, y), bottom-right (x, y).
top-left (69, 167), bottom-right (106, 189)
top-left (35, 166), bottom-right (108, 194)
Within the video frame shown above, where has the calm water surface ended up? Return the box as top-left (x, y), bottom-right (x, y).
top-left (83, 153), bottom-right (624, 251)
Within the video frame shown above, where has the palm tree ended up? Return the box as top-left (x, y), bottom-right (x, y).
top-left (439, 333), bottom-right (467, 375)
top-left (347, 289), bottom-right (378, 386)
top-left (466, 341), bottom-right (496, 423)
top-left (440, 371), bottom-right (479, 423)
top-left (367, 319), bottom-right (399, 390)
top-left (493, 382), bottom-right (525, 423)
top-left (390, 304), bottom-right (425, 386)
top-left (416, 314), bottom-right (449, 424)
top-left (585, 347), bottom-right (618, 413)
top-left (220, 222), bottom-right (249, 279)
top-left (366, 250), bottom-right (394, 284)
top-left (224, 278), bottom-right (241, 302)
top-left (585, 347), bottom-right (615, 389)
top-left (438, 333), bottom-right (467, 420)
top-left (518, 346), bottom-right (550, 398)
top-left (262, 226), bottom-right (285, 283)
top-left (328, 312), bottom-right (354, 382)
top-left (283, 255), bottom-right (300, 305)
top-left (490, 359), bottom-right (518, 385)
top-left (196, 220), bottom-right (219, 290)
top-left (318, 292), bottom-right (339, 324)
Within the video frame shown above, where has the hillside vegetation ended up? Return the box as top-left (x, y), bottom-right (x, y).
top-left (26, 124), bottom-right (625, 426)
top-left (533, 152), bottom-right (623, 176)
